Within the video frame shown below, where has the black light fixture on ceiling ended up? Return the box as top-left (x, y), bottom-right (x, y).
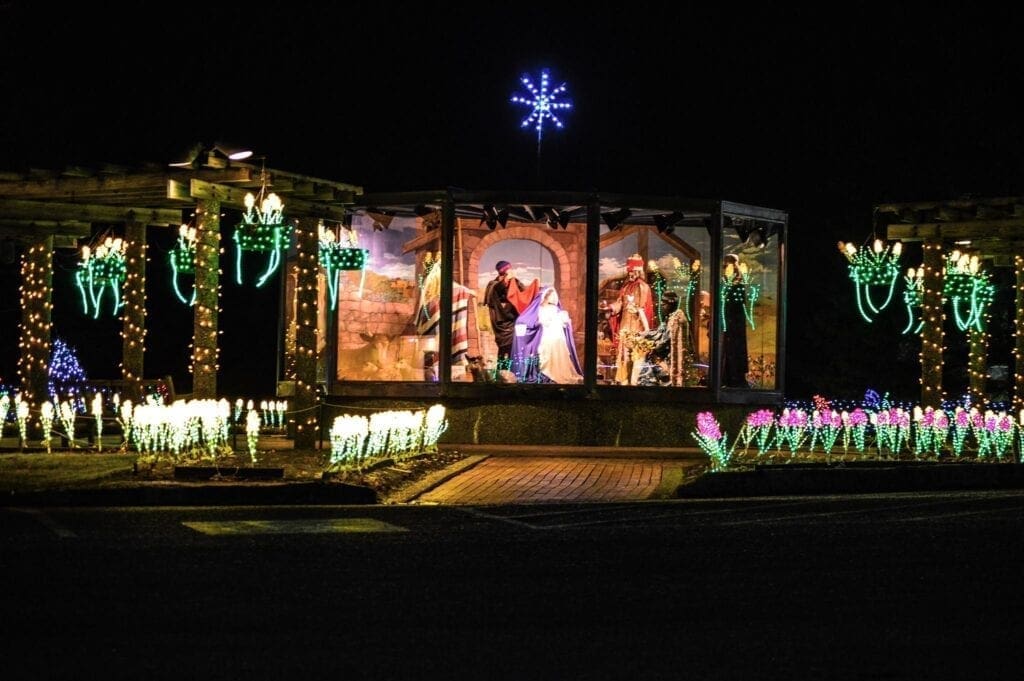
top-left (480, 205), bottom-right (508, 230)
top-left (653, 211), bottom-right (686, 235)
top-left (601, 207), bottom-right (632, 231)
top-left (542, 207), bottom-right (572, 229)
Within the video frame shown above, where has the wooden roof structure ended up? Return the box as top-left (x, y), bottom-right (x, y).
top-left (1, 148), bottom-right (362, 448)
top-left (877, 195), bottom-right (1024, 409)
top-left (0, 148), bottom-right (363, 246)
top-left (878, 196), bottom-right (1024, 266)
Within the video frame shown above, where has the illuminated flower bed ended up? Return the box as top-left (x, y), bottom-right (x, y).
top-left (692, 394), bottom-right (1024, 472)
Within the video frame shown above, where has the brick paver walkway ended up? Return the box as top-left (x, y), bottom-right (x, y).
top-left (414, 456), bottom-right (693, 505)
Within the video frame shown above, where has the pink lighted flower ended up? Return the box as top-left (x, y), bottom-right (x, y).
top-left (921, 408), bottom-right (935, 427)
top-left (998, 415), bottom-right (1014, 433)
top-left (779, 409), bottom-right (807, 428)
top-left (934, 411), bottom-right (949, 429)
top-left (955, 410), bottom-right (970, 428)
top-left (746, 409), bottom-right (774, 428)
top-left (848, 408), bottom-right (868, 427)
top-left (696, 412), bottom-right (722, 440)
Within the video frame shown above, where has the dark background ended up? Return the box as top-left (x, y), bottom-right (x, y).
top-left (2, 4), bottom-right (1022, 402)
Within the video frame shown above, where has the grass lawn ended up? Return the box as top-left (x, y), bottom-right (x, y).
top-left (0, 453), bottom-right (138, 493)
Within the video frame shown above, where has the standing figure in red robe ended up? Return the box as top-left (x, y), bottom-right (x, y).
top-left (610, 254), bottom-right (655, 385)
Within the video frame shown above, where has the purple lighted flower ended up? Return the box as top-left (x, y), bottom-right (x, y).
top-left (746, 409), bottom-right (774, 428)
top-left (696, 412), bottom-right (722, 440)
top-left (849, 408), bottom-right (868, 427)
top-left (955, 410), bottom-right (970, 428)
top-left (779, 408), bottom-right (807, 428)
top-left (921, 407), bottom-right (935, 427)
top-left (998, 415), bottom-right (1013, 432)
top-left (825, 410), bottom-right (842, 427)
top-left (895, 409), bottom-right (910, 428)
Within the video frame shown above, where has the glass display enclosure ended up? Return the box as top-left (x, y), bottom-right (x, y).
top-left (279, 191), bottom-right (787, 404)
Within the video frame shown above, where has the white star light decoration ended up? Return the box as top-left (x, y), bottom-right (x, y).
top-left (511, 69), bottom-right (572, 156)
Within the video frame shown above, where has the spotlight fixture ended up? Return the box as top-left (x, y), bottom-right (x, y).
top-left (212, 142), bottom-right (254, 161)
top-left (480, 205), bottom-right (508, 230)
top-left (601, 208), bottom-right (632, 231)
top-left (653, 211), bottom-right (685, 235)
top-left (542, 207), bottom-right (572, 230)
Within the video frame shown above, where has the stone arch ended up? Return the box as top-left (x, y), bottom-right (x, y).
top-left (465, 225), bottom-right (582, 360)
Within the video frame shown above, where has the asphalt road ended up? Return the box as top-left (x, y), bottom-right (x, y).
top-left (3, 490), bottom-right (1023, 680)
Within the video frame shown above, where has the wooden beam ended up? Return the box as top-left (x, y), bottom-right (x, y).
top-left (0, 199), bottom-right (181, 226)
top-left (0, 168), bottom-right (255, 200)
top-left (401, 228), bottom-right (441, 254)
top-left (186, 179), bottom-right (352, 221)
top-left (886, 219), bottom-right (1024, 241)
top-left (0, 219), bottom-right (91, 238)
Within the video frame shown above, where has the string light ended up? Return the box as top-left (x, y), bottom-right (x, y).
top-left (719, 261), bottom-right (759, 331)
top-left (75, 235), bottom-right (128, 318)
top-left (837, 238), bottom-right (903, 322)
top-left (943, 249), bottom-right (995, 332)
top-left (318, 222), bottom-right (368, 310)
top-left (169, 223), bottom-right (197, 305)
top-left (17, 239), bottom-right (53, 406)
top-left (901, 266), bottom-right (924, 335)
top-left (234, 172), bottom-right (290, 287)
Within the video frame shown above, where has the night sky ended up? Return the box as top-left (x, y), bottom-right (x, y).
top-left (2, 4), bottom-right (1023, 401)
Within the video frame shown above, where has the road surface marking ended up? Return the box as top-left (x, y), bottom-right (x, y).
top-left (183, 518), bottom-right (407, 535)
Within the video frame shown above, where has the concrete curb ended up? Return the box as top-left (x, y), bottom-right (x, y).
top-left (1, 481), bottom-right (378, 507)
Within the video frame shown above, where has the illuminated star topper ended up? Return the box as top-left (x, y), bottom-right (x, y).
top-left (510, 68), bottom-right (572, 156)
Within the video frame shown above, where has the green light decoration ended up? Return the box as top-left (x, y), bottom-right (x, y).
top-left (901, 266), bottom-right (924, 335)
top-left (234, 190), bottom-right (291, 288)
top-left (168, 224), bottom-right (197, 305)
top-left (719, 261), bottom-right (759, 331)
top-left (74, 236), bottom-right (128, 319)
top-left (318, 223), bottom-right (368, 310)
top-left (668, 256), bottom-right (702, 321)
top-left (943, 250), bottom-right (996, 332)
top-left (837, 238), bottom-right (903, 323)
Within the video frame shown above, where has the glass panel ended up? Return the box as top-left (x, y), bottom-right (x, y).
top-left (720, 216), bottom-right (781, 390)
top-left (327, 209), bottom-right (429, 382)
top-left (460, 203), bottom-right (587, 384)
top-left (598, 207), bottom-right (710, 386)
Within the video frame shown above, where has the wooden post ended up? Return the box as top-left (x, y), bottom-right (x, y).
top-left (17, 235), bottom-right (53, 408)
top-left (919, 239), bottom-right (944, 407)
top-left (121, 221), bottom-right (146, 402)
top-left (293, 217), bottom-right (319, 449)
top-left (192, 200), bottom-right (220, 399)
top-left (967, 327), bottom-right (987, 407)
top-left (1014, 255), bottom-right (1024, 415)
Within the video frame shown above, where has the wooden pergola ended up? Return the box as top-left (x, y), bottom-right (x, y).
top-left (0, 149), bottom-right (362, 447)
top-left (879, 197), bottom-right (1024, 410)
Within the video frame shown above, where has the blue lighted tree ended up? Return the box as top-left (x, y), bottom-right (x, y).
top-left (49, 337), bottom-right (88, 408)
top-left (511, 69), bottom-right (572, 170)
